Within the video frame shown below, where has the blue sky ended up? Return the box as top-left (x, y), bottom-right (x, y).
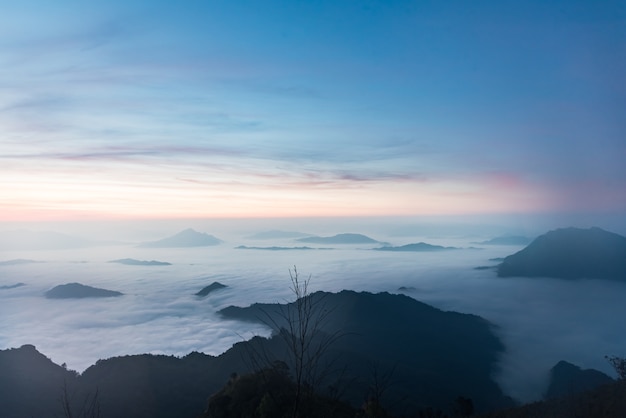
top-left (1, 0), bottom-right (625, 220)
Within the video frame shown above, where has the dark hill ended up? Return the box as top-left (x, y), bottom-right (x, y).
top-left (0, 291), bottom-right (512, 417)
top-left (219, 290), bottom-right (510, 414)
top-left (195, 281), bottom-right (227, 297)
top-left (374, 242), bottom-right (458, 252)
top-left (0, 345), bottom-right (77, 418)
top-left (138, 228), bottom-right (221, 248)
top-left (0, 346), bottom-right (223, 418)
top-left (45, 283), bottom-right (123, 299)
top-left (479, 379), bottom-right (626, 418)
top-left (296, 233), bottom-right (380, 244)
top-left (544, 360), bottom-right (613, 399)
top-left (498, 227), bottom-right (626, 280)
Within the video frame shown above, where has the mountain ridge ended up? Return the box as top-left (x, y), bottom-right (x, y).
top-left (498, 227), bottom-right (626, 280)
top-left (296, 233), bottom-right (381, 244)
top-left (137, 228), bottom-right (222, 248)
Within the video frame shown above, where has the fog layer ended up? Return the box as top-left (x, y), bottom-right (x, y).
top-left (1, 219), bottom-right (625, 403)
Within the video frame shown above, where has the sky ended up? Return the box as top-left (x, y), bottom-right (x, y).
top-left (1, 0), bottom-right (625, 221)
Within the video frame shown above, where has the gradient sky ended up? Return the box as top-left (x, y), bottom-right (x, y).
top-left (1, 0), bottom-right (625, 221)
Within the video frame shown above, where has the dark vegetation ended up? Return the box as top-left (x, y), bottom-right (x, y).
top-left (45, 283), bottom-right (123, 299)
top-left (2, 344), bottom-right (621, 418)
top-left (605, 355), bottom-right (626, 380)
top-left (201, 366), bottom-right (357, 418)
top-left (498, 227), bottom-right (626, 280)
top-left (478, 379), bottom-right (626, 418)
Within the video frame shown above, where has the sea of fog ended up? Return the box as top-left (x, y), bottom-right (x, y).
top-left (1, 230), bottom-right (626, 403)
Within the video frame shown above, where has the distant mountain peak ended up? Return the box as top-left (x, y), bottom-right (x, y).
top-left (498, 227), bottom-right (626, 280)
top-left (545, 360), bottom-right (613, 399)
top-left (374, 242), bottom-right (458, 252)
top-left (45, 283), bottom-right (123, 299)
top-left (137, 228), bottom-right (222, 248)
top-left (246, 230), bottom-right (311, 240)
top-left (195, 281), bottom-right (227, 297)
top-left (296, 233), bottom-right (380, 244)
top-left (474, 235), bottom-right (532, 246)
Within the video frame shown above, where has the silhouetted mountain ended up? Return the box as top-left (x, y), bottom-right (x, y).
top-left (0, 259), bottom-right (42, 266)
top-left (0, 283), bottom-right (26, 290)
top-left (374, 242), bottom-right (458, 251)
top-left (544, 360), bottom-right (613, 399)
top-left (0, 345), bottom-right (77, 418)
top-left (235, 245), bottom-right (324, 251)
top-left (195, 281), bottom-right (227, 297)
top-left (0, 291), bottom-right (512, 417)
top-left (45, 283), bottom-right (123, 299)
top-left (0, 345), bottom-right (222, 418)
top-left (475, 236), bottom-right (532, 246)
top-left (479, 379), bottom-right (626, 418)
top-left (0, 229), bottom-right (94, 250)
top-left (219, 290), bottom-right (511, 414)
top-left (247, 230), bottom-right (311, 240)
top-left (296, 233), bottom-right (380, 244)
top-left (137, 228), bottom-right (221, 248)
top-left (109, 258), bottom-right (171, 266)
top-left (498, 227), bottom-right (626, 280)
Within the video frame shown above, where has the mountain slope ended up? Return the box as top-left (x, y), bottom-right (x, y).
top-left (0, 345), bottom-right (77, 418)
top-left (137, 228), bottom-right (222, 248)
top-left (480, 379), bottom-right (626, 418)
top-left (545, 360), bottom-right (613, 399)
top-left (45, 283), bottom-right (123, 298)
top-left (498, 227), bottom-right (626, 280)
top-left (219, 290), bottom-right (510, 413)
top-left (0, 291), bottom-right (512, 417)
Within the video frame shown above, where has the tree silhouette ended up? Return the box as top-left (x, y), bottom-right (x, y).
top-left (59, 380), bottom-right (100, 418)
top-left (257, 266), bottom-right (345, 418)
top-left (605, 355), bottom-right (626, 380)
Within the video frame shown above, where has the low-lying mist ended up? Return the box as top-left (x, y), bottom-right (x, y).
top-left (1, 219), bottom-right (625, 404)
